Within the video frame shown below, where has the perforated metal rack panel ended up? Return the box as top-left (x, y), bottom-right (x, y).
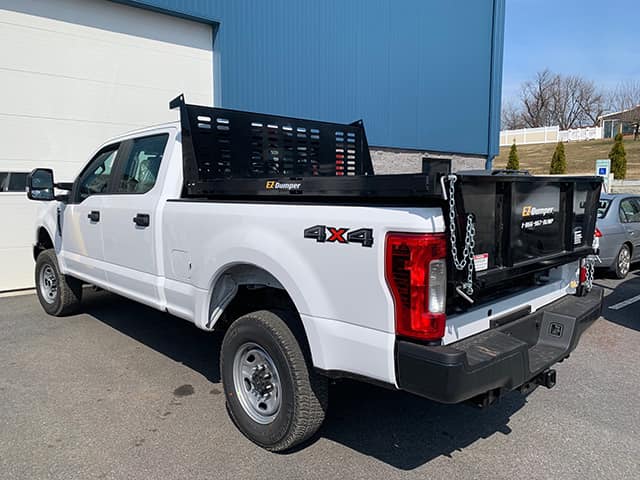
top-left (171, 95), bottom-right (373, 184)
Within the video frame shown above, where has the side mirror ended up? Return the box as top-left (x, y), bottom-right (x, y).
top-left (27, 168), bottom-right (55, 201)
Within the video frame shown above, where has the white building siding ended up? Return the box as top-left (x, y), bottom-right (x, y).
top-left (0, 0), bottom-right (214, 290)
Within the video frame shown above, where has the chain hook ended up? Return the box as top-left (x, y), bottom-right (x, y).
top-left (445, 174), bottom-right (476, 298)
top-left (584, 255), bottom-right (596, 291)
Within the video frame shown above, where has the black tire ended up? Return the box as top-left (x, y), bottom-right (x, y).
top-left (35, 249), bottom-right (82, 316)
top-left (613, 244), bottom-right (631, 279)
top-left (220, 309), bottom-right (328, 452)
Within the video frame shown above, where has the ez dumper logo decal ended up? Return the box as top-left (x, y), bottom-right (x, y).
top-left (304, 225), bottom-right (374, 247)
top-left (521, 205), bottom-right (555, 230)
top-left (265, 180), bottom-right (302, 191)
top-left (522, 205), bottom-right (555, 217)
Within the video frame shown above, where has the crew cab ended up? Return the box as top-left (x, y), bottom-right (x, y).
top-left (27, 96), bottom-right (603, 451)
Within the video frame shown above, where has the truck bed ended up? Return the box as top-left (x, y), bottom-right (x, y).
top-left (169, 95), bottom-right (602, 307)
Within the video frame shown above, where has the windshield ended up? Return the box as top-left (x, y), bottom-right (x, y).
top-left (597, 199), bottom-right (611, 219)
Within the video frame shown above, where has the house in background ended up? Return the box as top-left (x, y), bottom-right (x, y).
top-left (599, 105), bottom-right (640, 139)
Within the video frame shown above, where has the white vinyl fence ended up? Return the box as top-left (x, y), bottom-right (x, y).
top-left (558, 126), bottom-right (602, 142)
top-left (500, 125), bottom-right (603, 146)
top-left (500, 126), bottom-right (559, 146)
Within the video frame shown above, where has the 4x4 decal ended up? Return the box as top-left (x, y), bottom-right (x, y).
top-left (304, 225), bottom-right (374, 247)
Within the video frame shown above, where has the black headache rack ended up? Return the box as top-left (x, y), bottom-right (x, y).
top-left (169, 94), bottom-right (445, 200)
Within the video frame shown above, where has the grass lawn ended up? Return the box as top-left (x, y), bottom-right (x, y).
top-left (493, 137), bottom-right (640, 178)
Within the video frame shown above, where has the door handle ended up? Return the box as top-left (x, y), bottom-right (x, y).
top-left (133, 213), bottom-right (150, 227)
top-left (87, 210), bottom-right (100, 222)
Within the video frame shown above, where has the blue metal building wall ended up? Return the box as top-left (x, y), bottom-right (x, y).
top-left (112, 0), bottom-right (505, 159)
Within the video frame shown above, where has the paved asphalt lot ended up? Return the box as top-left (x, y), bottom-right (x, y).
top-left (1, 271), bottom-right (639, 480)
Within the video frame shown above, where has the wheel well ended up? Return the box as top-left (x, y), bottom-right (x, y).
top-left (33, 227), bottom-right (54, 260)
top-left (623, 241), bottom-right (633, 255)
top-left (209, 265), bottom-right (312, 360)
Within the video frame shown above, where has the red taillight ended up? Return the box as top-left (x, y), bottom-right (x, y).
top-left (385, 233), bottom-right (447, 342)
top-left (579, 263), bottom-right (588, 283)
top-left (595, 228), bottom-right (602, 238)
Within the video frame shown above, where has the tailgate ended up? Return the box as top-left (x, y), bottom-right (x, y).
top-left (452, 173), bottom-right (602, 293)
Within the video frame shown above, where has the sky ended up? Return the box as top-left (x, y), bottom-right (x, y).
top-left (502, 0), bottom-right (640, 103)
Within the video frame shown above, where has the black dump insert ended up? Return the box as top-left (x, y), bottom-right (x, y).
top-left (454, 174), bottom-right (601, 289)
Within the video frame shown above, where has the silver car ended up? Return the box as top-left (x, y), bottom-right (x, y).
top-left (596, 193), bottom-right (640, 278)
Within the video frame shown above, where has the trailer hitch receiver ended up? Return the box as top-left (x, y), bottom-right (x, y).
top-left (536, 369), bottom-right (557, 389)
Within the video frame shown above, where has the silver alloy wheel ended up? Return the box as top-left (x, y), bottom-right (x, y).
top-left (232, 342), bottom-right (281, 424)
top-left (39, 264), bottom-right (58, 304)
top-left (618, 247), bottom-right (631, 276)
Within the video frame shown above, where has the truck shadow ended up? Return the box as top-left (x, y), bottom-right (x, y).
top-left (317, 381), bottom-right (526, 469)
top-left (81, 289), bottom-right (223, 383)
top-left (595, 269), bottom-right (640, 332)
top-left (81, 289), bottom-right (527, 470)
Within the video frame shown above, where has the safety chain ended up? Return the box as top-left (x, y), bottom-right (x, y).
top-left (584, 256), bottom-right (596, 291)
top-left (446, 175), bottom-right (476, 298)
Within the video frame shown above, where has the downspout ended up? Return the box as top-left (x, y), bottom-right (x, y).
top-left (486, 0), bottom-right (506, 170)
top-left (212, 22), bottom-right (222, 107)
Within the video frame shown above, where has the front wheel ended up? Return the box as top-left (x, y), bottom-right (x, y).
top-left (220, 310), bottom-right (328, 452)
top-left (614, 244), bottom-right (631, 279)
top-left (35, 249), bottom-right (82, 316)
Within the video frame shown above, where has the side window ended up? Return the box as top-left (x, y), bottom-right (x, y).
top-left (631, 199), bottom-right (640, 223)
top-left (115, 134), bottom-right (168, 194)
top-left (619, 199), bottom-right (640, 223)
top-left (0, 172), bottom-right (7, 191)
top-left (8, 173), bottom-right (28, 192)
top-left (77, 146), bottom-right (119, 201)
top-left (0, 172), bottom-right (28, 192)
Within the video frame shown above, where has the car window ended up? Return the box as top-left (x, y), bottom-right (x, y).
top-left (631, 199), bottom-right (640, 222)
top-left (0, 172), bottom-right (29, 192)
top-left (0, 172), bottom-right (8, 191)
top-left (597, 199), bottom-right (611, 219)
top-left (77, 146), bottom-right (119, 201)
top-left (8, 173), bottom-right (28, 192)
top-left (619, 198), bottom-right (640, 223)
top-left (115, 134), bottom-right (168, 194)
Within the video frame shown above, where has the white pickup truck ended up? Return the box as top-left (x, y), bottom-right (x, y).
top-left (27, 96), bottom-right (603, 451)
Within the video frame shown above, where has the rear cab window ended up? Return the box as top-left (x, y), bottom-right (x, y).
top-left (115, 134), bottom-right (169, 194)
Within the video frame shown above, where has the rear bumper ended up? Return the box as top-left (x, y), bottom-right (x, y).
top-left (395, 287), bottom-right (603, 404)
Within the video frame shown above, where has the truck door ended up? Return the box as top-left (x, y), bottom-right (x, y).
top-left (99, 132), bottom-right (171, 308)
top-left (61, 144), bottom-right (121, 284)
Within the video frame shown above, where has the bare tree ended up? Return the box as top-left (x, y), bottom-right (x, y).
top-left (515, 69), bottom-right (606, 129)
top-left (575, 79), bottom-right (606, 127)
top-left (551, 75), bottom-right (582, 129)
top-left (520, 69), bottom-right (557, 128)
top-left (554, 75), bottom-right (605, 129)
top-left (501, 100), bottom-right (525, 130)
top-left (608, 80), bottom-right (640, 112)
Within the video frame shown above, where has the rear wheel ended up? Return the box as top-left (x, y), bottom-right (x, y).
top-left (220, 309), bottom-right (328, 451)
top-left (614, 244), bottom-right (631, 279)
top-left (35, 249), bottom-right (82, 316)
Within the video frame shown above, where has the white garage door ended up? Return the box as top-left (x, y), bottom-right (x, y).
top-left (0, 0), bottom-right (214, 291)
